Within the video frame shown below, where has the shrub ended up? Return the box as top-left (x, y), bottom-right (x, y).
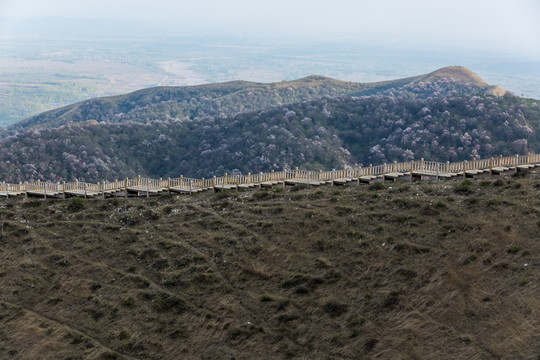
top-left (214, 190), bottom-right (231, 200)
top-left (290, 184), bottom-right (307, 192)
top-left (68, 197), bottom-right (84, 211)
top-left (260, 294), bottom-right (274, 302)
top-left (369, 182), bottom-right (385, 190)
top-left (454, 179), bottom-right (472, 193)
top-left (101, 352), bottom-right (119, 360)
top-left (507, 246), bottom-right (521, 254)
top-left (323, 301), bottom-right (348, 317)
top-left (434, 200), bottom-right (447, 208)
top-left (253, 191), bottom-right (272, 200)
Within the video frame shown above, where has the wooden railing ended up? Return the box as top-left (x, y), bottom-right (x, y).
top-left (1, 153), bottom-right (539, 198)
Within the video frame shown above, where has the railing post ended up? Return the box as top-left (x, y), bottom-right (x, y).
top-left (421, 158), bottom-right (425, 170)
top-left (515, 154), bottom-right (519, 172)
top-left (24, 182), bottom-right (28, 200)
top-left (84, 183), bottom-right (87, 199)
top-left (5, 183), bottom-right (8, 198)
top-left (463, 161), bottom-right (467, 179)
top-left (168, 178), bottom-right (171, 194)
top-left (446, 161), bottom-right (450, 174)
top-left (307, 171), bottom-right (311, 187)
top-left (43, 182), bottom-right (47, 200)
top-left (369, 164), bottom-right (373, 175)
top-left (189, 179), bottom-right (193, 195)
top-left (101, 181), bottom-right (105, 199)
top-left (259, 172), bottom-right (262, 189)
top-left (213, 176), bottom-right (217, 193)
top-left (146, 179), bottom-right (150, 198)
top-left (271, 170), bottom-right (275, 182)
top-left (124, 177), bottom-right (128, 199)
top-left (224, 173), bottom-right (228, 185)
top-left (436, 163), bottom-right (439, 182)
top-left (62, 181), bottom-right (66, 199)
top-left (295, 167), bottom-right (299, 179)
top-left (331, 169), bottom-right (335, 186)
top-left (490, 157), bottom-right (493, 175)
top-left (410, 160), bottom-right (414, 182)
top-left (282, 170), bottom-right (286, 188)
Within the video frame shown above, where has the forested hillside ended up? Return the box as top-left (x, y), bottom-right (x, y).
top-left (7, 66), bottom-right (504, 133)
top-left (0, 93), bottom-right (538, 182)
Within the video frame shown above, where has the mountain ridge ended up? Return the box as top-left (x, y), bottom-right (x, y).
top-left (7, 66), bottom-right (506, 132)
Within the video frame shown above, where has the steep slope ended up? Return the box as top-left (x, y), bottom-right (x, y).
top-left (8, 67), bottom-right (506, 132)
top-left (0, 178), bottom-right (538, 359)
top-left (0, 94), bottom-right (538, 183)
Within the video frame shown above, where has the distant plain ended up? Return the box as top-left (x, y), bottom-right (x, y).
top-left (1, 32), bottom-right (540, 127)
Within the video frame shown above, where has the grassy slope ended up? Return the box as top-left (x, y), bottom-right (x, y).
top-left (0, 174), bottom-right (539, 359)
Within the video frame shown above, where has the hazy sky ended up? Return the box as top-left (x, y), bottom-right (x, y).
top-left (1, 0), bottom-right (539, 57)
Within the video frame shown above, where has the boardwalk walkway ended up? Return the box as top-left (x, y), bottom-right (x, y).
top-left (1, 154), bottom-right (539, 199)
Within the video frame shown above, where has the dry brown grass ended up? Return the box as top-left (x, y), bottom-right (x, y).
top-left (0, 174), bottom-right (539, 359)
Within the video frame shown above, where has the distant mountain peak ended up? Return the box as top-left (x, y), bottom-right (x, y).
top-left (421, 66), bottom-right (488, 85)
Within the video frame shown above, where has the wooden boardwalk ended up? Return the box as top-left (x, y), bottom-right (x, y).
top-left (1, 154), bottom-right (540, 199)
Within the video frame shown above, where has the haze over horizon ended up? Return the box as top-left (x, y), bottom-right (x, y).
top-left (1, 0), bottom-right (539, 59)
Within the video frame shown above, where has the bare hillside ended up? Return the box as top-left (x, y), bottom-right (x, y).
top-left (0, 174), bottom-right (538, 359)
